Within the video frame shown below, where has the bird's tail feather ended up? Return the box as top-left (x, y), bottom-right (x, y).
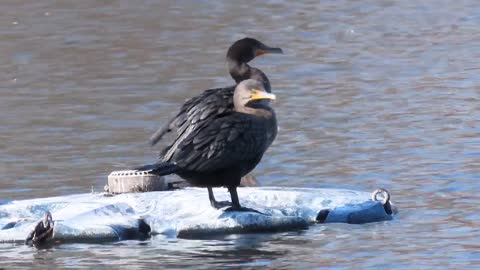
top-left (133, 162), bottom-right (178, 176)
top-left (149, 123), bottom-right (171, 146)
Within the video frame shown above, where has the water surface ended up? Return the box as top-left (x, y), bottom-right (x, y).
top-left (1, 0), bottom-right (479, 269)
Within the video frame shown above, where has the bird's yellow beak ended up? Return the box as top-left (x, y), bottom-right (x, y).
top-left (250, 90), bottom-right (276, 101)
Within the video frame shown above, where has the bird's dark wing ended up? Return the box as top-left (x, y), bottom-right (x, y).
top-left (149, 86), bottom-right (236, 146)
top-left (171, 113), bottom-right (268, 173)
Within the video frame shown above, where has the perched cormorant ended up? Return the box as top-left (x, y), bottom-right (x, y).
top-left (149, 38), bottom-right (282, 146)
top-left (136, 79), bottom-right (277, 211)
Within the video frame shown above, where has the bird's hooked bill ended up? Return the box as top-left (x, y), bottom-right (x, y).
top-left (250, 91), bottom-right (276, 101)
top-left (256, 47), bottom-right (284, 56)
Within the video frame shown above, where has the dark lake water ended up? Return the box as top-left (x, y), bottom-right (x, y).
top-left (1, 0), bottom-right (479, 268)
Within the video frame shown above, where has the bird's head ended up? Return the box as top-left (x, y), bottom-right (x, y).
top-left (226, 38), bottom-right (283, 64)
top-left (234, 79), bottom-right (276, 110)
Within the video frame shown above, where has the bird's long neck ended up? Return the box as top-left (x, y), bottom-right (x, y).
top-left (228, 58), bottom-right (251, 83)
top-left (238, 104), bottom-right (277, 146)
top-left (228, 60), bottom-right (272, 93)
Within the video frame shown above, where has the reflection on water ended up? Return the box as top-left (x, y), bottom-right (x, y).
top-left (1, 0), bottom-right (479, 268)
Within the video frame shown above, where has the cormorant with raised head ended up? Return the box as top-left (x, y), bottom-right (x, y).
top-left (149, 38), bottom-right (282, 146)
top-left (136, 79), bottom-right (277, 211)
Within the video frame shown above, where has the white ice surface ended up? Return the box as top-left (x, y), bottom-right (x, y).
top-left (0, 187), bottom-right (392, 243)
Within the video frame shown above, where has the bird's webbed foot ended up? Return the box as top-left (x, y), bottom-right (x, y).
top-left (208, 187), bottom-right (233, 209)
top-left (210, 200), bottom-right (233, 209)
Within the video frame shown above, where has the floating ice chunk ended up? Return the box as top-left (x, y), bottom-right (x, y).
top-left (0, 187), bottom-right (394, 243)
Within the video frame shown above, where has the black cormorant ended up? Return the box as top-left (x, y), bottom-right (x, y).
top-left (136, 79), bottom-right (277, 211)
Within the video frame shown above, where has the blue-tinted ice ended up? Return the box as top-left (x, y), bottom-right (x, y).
top-left (0, 187), bottom-right (393, 243)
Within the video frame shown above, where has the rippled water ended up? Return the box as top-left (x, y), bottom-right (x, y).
top-left (1, 0), bottom-right (479, 268)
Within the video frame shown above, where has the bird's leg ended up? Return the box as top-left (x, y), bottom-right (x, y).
top-left (225, 186), bottom-right (265, 215)
top-left (208, 187), bottom-right (232, 209)
top-left (228, 186), bottom-right (241, 209)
